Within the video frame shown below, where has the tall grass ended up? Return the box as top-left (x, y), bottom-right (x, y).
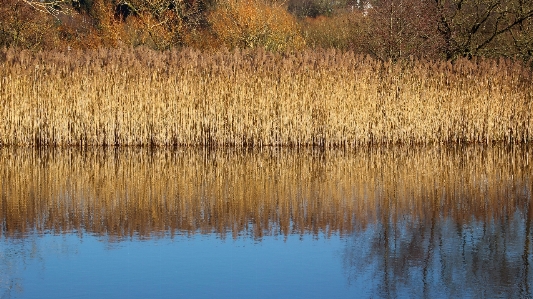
top-left (0, 146), bottom-right (531, 239)
top-left (0, 47), bottom-right (532, 146)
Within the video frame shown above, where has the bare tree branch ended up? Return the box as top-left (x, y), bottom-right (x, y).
top-left (22, 0), bottom-right (72, 17)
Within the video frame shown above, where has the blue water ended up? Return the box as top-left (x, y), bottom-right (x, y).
top-left (0, 146), bottom-right (532, 298)
top-left (3, 213), bottom-right (531, 299)
top-left (2, 233), bottom-right (363, 299)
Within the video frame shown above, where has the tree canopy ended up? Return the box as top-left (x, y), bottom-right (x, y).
top-left (1, 0), bottom-right (532, 60)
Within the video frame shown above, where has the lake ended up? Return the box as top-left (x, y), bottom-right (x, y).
top-left (0, 145), bottom-right (531, 298)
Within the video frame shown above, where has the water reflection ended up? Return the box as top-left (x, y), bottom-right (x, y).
top-left (0, 146), bottom-right (531, 298)
top-left (343, 211), bottom-right (532, 298)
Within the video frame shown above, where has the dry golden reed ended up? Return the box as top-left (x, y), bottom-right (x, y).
top-left (0, 47), bottom-right (532, 146)
top-left (0, 146), bottom-right (531, 239)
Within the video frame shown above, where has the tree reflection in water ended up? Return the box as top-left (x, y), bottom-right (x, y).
top-left (342, 156), bottom-right (532, 298)
top-left (344, 216), bottom-right (532, 297)
top-left (0, 235), bottom-right (44, 298)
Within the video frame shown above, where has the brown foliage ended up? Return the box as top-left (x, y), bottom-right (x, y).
top-left (0, 0), bottom-right (58, 49)
top-left (208, 0), bottom-right (305, 51)
top-left (300, 12), bottom-right (366, 50)
top-left (3, 0), bottom-right (533, 57)
top-left (364, 0), bottom-right (444, 60)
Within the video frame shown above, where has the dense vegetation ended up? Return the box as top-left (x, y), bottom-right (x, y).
top-left (1, 1), bottom-right (532, 146)
top-left (2, 0), bottom-right (533, 60)
top-left (1, 48), bottom-right (531, 146)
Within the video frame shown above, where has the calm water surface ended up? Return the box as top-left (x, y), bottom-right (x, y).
top-left (0, 146), bottom-right (532, 298)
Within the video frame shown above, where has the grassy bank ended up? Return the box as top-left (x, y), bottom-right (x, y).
top-left (1, 48), bottom-right (532, 146)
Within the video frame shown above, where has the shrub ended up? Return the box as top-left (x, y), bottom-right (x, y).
top-left (287, 0), bottom-right (334, 18)
top-left (299, 12), bottom-right (367, 50)
top-left (208, 0), bottom-right (305, 51)
top-left (0, 0), bottom-right (58, 49)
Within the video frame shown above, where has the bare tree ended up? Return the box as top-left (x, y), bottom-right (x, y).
top-left (434, 0), bottom-right (533, 59)
top-left (0, 0), bottom-right (58, 49)
top-left (365, 0), bottom-right (444, 61)
top-left (21, 0), bottom-right (74, 17)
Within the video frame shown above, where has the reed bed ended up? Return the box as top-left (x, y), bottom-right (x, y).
top-left (0, 146), bottom-right (531, 239)
top-left (0, 47), bottom-right (532, 146)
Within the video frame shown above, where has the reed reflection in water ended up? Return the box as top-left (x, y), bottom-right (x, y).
top-left (0, 145), bottom-right (532, 298)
